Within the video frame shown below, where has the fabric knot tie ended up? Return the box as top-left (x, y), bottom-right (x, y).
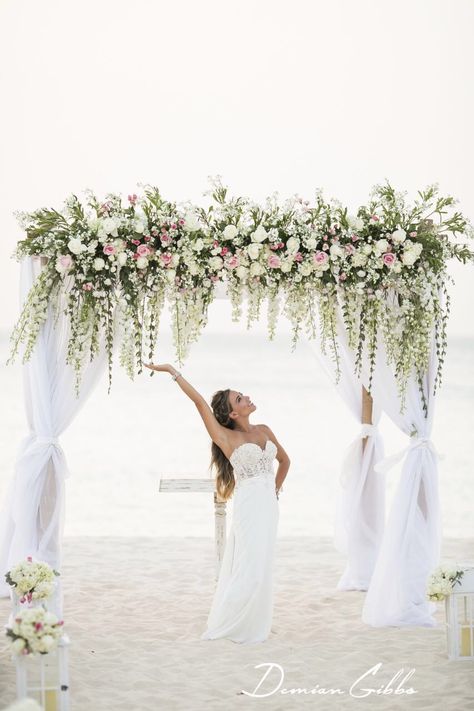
top-left (374, 434), bottom-right (442, 475)
top-left (36, 436), bottom-right (60, 447)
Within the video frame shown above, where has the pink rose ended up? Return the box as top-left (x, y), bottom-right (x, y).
top-left (345, 244), bottom-right (355, 255)
top-left (339, 272), bottom-right (347, 281)
top-left (103, 244), bottom-right (116, 256)
top-left (131, 239), bottom-right (140, 246)
top-left (82, 282), bottom-right (93, 291)
top-left (220, 247), bottom-right (229, 256)
top-left (170, 223), bottom-right (177, 230)
top-left (313, 251), bottom-right (328, 265)
top-left (160, 234), bottom-right (172, 245)
top-left (369, 214), bottom-right (380, 223)
top-left (56, 254), bottom-right (73, 271)
top-left (351, 234), bottom-right (359, 242)
top-left (159, 253), bottom-right (172, 266)
top-left (128, 194), bottom-right (138, 205)
top-left (178, 219), bottom-right (185, 226)
top-left (137, 244), bottom-right (151, 257)
top-left (27, 556), bottom-right (32, 562)
top-left (268, 254), bottom-right (281, 269)
top-left (294, 252), bottom-right (303, 262)
top-left (225, 255), bottom-right (239, 269)
top-left (383, 252), bottom-right (396, 267)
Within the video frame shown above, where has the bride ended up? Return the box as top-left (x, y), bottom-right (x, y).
top-left (145, 362), bottom-right (291, 644)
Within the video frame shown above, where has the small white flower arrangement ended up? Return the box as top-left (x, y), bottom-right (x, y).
top-left (5, 606), bottom-right (64, 655)
top-left (426, 564), bottom-right (465, 601)
top-left (5, 556), bottom-right (60, 604)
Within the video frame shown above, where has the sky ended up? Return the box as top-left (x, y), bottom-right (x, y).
top-left (0, 0), bottom-right (473, 337)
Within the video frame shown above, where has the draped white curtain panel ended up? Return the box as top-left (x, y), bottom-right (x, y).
top-left (0, 257), bottom-right (110, 613)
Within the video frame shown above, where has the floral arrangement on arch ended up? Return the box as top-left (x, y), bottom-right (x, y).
top-left (5, 607), bottom-right (64, 655)
top-left (5, 556), bottom-right (60, 603)
top-left (426, 565), bottom-right (465, 601)
top-left (8, 177), bottom-right (474, 411)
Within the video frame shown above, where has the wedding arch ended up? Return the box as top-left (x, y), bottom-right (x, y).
top-left (1, 177), bottom-right (472, 628)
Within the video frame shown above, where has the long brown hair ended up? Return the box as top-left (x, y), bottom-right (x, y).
top-left (209, 388), bottom-right (236, 501)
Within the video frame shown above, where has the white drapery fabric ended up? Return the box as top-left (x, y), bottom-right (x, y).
top-left (307, 305), bottom-right (386, 591)
top-left (0, 257), bottom-right (110, 611)
top-left (361, 333), bottom-right (441, 626)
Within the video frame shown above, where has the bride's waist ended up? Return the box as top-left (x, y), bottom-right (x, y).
top-left (234, 471), bottom-right (275, 488)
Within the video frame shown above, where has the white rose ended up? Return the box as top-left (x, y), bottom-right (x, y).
top-left (247, 243), bottom-right (261, 260)
top-left (188, 261), bottom-right (200, 275)
top-left (183, 212), bottom-right (201, 232)
top-left (102, 217), bottom-right (119, 237)
top-left (250, 262), bottom-right (264, 276)
top-left (223, 225), bottom-right (238, 240)
top-left (299, 261), bottom-right (313, 276)
top-left (392, 262), bottom-right (402, 273)
top-left (93, 257), bottom-right (105, 271)
top-left (329, 243), bottom-right (344, 258)
top-left (209, 256), bottom-right (223, 270)
top-left (286, 237), bottom-right (300, 254)
top-left (136, 256), bottom-right (148, 269)
top-left (374, 238), bottom-right (389, 253)
top-left (114, 238), bottom-right (126, 252)
top-left (280, 259), bottom-right (293, 273)
top-left (352, 252), bottom-right (368, 267)
top-left (87, 240), bottom-right (98, 254)
top-left (133, 218), bottom-right (146, 234)
top-left (166, 269), bottom-right (176, 283)
top-left (347, 215), bottom-right (364, 231)
top-left (251, 225), bottom-right (268, 243)
top-left (401, 242), bottom-right (422, 266)
top-left (306, 237), bottom-right (317, 250)
top-left (117, 252), bottom-right (127, 266)
top-left (67, 238), bottom-right (86, 255)
top-left (171, 253), bottom-right (180, 267)
top-left (41, 635), bottom-right (56, 652)
top-left (236, 265), bottom-right (248, 279)
top-left (362, 244), bottom-right (372, 255)
top-left (192, 238), bottom-right (204, 252)
top-left (392, 227), bottom-right (407, 244)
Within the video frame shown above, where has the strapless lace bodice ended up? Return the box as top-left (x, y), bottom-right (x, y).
top-left (229, 439), bottom-right (277, 490)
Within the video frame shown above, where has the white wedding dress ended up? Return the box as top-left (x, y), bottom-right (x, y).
top-left (200, 439), bottom-right (279, 644)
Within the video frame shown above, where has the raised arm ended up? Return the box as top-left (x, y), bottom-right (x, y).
top-left (144, 362), bottom-right (230, 450)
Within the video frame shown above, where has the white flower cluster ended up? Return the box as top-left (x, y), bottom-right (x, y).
top-left (9, 179), bottom-right (472, 407)
top-left (426, 565), bottom-right (465, 601)
top-left (6, 607), bottom-right (63, 655)
top-left (6, 557), bottom-right (59, 602)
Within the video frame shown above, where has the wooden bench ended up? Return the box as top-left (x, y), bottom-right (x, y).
top-left (158, 478), bottom-right (227, 580)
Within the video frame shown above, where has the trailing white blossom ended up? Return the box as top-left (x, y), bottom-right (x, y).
top-left (7, 179), bottom-right (474, 412)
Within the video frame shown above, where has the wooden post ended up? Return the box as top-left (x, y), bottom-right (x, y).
top-left (214, 492), bottom-right (227, 580)
top-left (362, 386), bottom-right (373, 452)
top-left (158, 478), bottom-right (227, 581)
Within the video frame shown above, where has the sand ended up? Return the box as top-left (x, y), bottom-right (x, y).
top-left (1, 536), bottom-right (473, 711)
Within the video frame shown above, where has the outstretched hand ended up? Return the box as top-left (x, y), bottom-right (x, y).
top-left (144, 363), bottom-right (171, 373)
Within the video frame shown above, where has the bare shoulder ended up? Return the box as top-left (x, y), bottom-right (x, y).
top-left (257, 423), bottom-right (275, 439)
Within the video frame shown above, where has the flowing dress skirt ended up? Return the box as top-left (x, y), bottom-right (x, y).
top-left (200, 477), bottom-right (279, 644)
